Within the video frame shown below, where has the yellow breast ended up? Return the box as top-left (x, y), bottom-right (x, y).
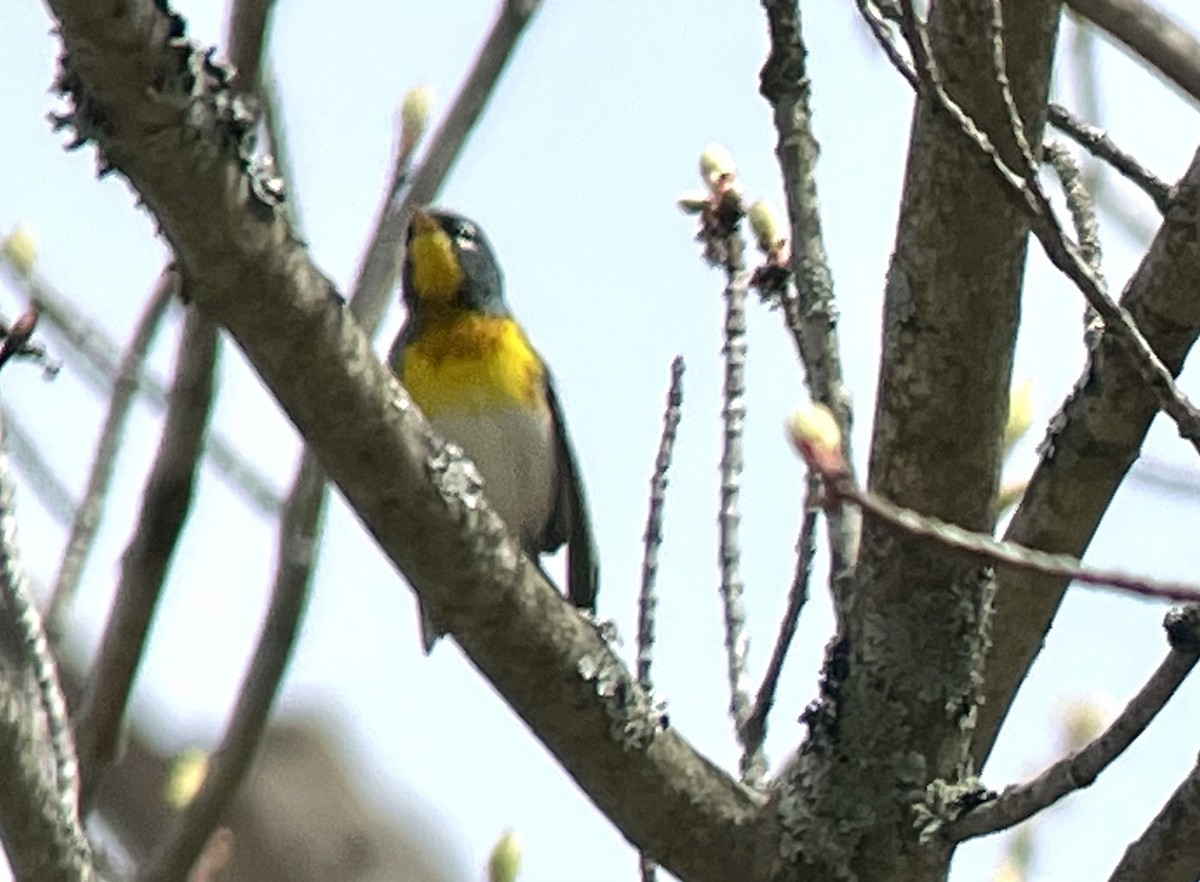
top-left (400, 314), bottom-right (547, 417)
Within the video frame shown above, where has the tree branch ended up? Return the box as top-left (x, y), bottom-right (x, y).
top-left (123, 1), bottom-right (280, 875)
top-left (1047, 103), bottom-right (1174, 213)
top-left (1066, 0), bottom-right (1200, 107)
top-left (974, 144), bottom-right (1200, 766)
top-left (1042, 141), bottom-right (1103, 283)
top-left (0, 417), bottom-right (94, 882)
top-left (46, 271), bottom-right (176, 636)
top-left (345, 0), bottom-right (545, 334)
top-left (0, 679), bottom-right (96, 882)
top-left (949, 606), bottom-right (1200, 840)
top-left (42, 4), bottom-right (765, 879)
top-left (137, 459), bottom-right (322, 882)
top-left (75, 312), bottom-right (219, 809)
top-left (2, 405), bottom-right (77, 526)
top-left (795, 432), bottom-right (1200, 604)
top-left (740, 477), bottom-right (818, 768)
top-left (1106, 754), bottom-right (1200, 881)
top-left (8, 265), bottom-right (283, 517)
top-left (713, 214), bottom-right (756, 784)
top-left (758, 0), bottom-right (860, 580)
top-left (893, 0), bottom-right (1200, 450)
top-left (773, 0), bottom-right (1059, 875)
top-left (140, 0), bottom-right (561, 872)
top-left (637, 357), bottom-right (684, 693)
top-left (634, 357), bottom-right (683, 882)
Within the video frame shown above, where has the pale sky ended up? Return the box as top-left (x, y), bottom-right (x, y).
top-left (3, 2), bottom-right (1200, 880)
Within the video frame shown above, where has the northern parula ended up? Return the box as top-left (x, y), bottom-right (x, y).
top-left (390, 207), bottom-right (599, 652)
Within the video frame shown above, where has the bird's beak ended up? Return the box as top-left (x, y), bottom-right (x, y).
top-left (406, 207), bottom-right (462, 303)
top-left (410, 207), bottom-right (438, 234)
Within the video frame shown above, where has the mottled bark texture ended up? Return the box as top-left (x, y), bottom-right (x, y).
top-left (975, 148), bottom-right (1200, 765)
top-left (766, 2), bottom-right (1061, 880)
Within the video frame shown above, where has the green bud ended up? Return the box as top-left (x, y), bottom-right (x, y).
top-left (676, 190), bottom-right (711, 214)
top-left (1, 225), bottom-right (37, 277)
top-left (163, 747), bottom-right (209, 809)
top-left (488, 829), bottom-right (521, 882)
top-left (399, 85), bottom-right (434, 148)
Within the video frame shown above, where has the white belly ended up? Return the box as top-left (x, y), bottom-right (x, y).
top-left (429, 407), bottom-right (556, 546)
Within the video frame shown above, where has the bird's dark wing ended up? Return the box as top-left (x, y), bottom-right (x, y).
top-left (539, 371), bottom-right (599, 612)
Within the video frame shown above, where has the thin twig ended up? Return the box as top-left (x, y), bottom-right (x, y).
top-left (4, 265), bottom-right (282, 517)
top-left (689, 179), bottom-right (763, 784)
top-left (980, 0), bottom-right (1039, 175)
top-left (637, 356), bottom-right (684, 691)
top-left (797, 452), bottom-right (1200, 604)
top-left (1062, 21), bottom-right (1160, 246)
top-left (139, 3), bottom-right (548, 872)
top-left (1042, 140), bottom-right (1105, 344)
top-left (857, 0), bottom-right (918, 88)
top-left (2, 405), bottom-right (77, 526)
top-left (850, 479), bottom-right (1200, 602)
top-left (715, 214), bottom-right (757, 785)
top-left (132, 3), bottom-right (289, 875)
top-left (224, 0), bottom-right (274, 89)
top-left (1130, 457), bottom-right (1200, 500)
top-left (75, 313), bottom-right (219, 810)
top-left (875, 4), bottom-right (1200, 451)
top-left (1042, 141), bottom-right (1104, 279)
top-left (1065, 0), bottom-right (1200, 107)
top-left (345, 0), bottom-right (545, 333)
top-left (136, 20), bottom-right (550, 864)
top-left (636, 359), bottom-right (681, 877)
top-left (1103, 610), bottom-right (1200, 882)
top-left (0, 307), bottom-right (54, 374)
top-left (949, 609), bottom-right (1200, 840)
top-left (46, 273), bottom-right (175, 636)
top-left (0, 417), bottom-right (84, 840)
top-left (1065, 12), bottom-right (1166, 248)
top-left (758, 0), bottom-right (860, 579)
top-left (1068, 15), bottom-right (1106, 203)
top-left (137, 460), bottom-right (323, 882)
top-left (1047, 103), bottom-right (1174, 213)
top-left (740, 476), bottom-right (820, 766)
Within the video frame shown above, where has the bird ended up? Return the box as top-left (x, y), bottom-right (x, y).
top-left (390, 206), bottom-right (599, 652)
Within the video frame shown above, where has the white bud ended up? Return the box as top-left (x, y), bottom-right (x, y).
top-left (747, 200), bottom-right (786, 254)
top-left (699, 142), bottom-right (737, 189)
top-left (787, 402), bottom-right (842, 455)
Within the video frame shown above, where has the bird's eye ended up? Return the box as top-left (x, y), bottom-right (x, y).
top-left (456, 223), bottom-right (478, 250)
